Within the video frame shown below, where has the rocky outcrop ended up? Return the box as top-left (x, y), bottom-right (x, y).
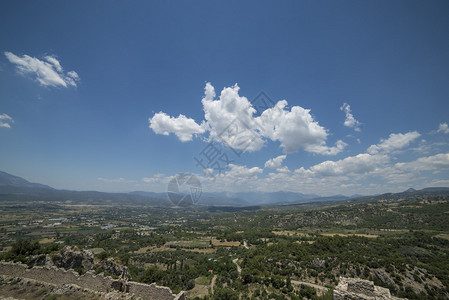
top-left (30, 246), bottom-right (94, 271)
top-left (100, 258), bottom-right (129, 279)
top-left (52, 246), bottom-right (95, 271)
top-left (334, 277), bottom-right (405, 300)
top-left (373, 269), bottom-right (395, 287)
top-left (311, 257), bottom-right (327, 269)
top-left (29, 247), bottom-right (129, 279)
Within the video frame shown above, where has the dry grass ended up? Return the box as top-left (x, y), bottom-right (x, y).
top-left (211, 239), bottom-right (240, 247)
top-left (435, 233), bottom-right (449, 240)
top-left (320, 233), bottom-right (378, 238)
top-left (272, 230), bottom-right (309, 237)
top-left (89, 248), bottom-right (105, 254)
top-left (149, 246), bottom-right (176, 252)
top-left (295, 241), bottom-right (315, 244)
top-left (39, 238), bottom-right (55, 244)
top-left (134, 246), bottom-right (153, 254)
top-left (182, 248), bottom-right (216, 254)
top-left (148, 244), bottom-right (217, 254)
top-left (188, 276), bottom-right (211, 298)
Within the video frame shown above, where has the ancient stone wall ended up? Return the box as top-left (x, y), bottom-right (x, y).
top-left (0, 261), bottom-right (186, 300)
top-left (334, 277), bottom-right (404, 300)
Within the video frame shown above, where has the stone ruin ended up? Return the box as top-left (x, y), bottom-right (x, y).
top-left (334, 277), bottom-right (405, 300)
top-left (0, 246), bottom-right (186, 300)
top-left (0, 261), bottom-right (186, 300)
top-left (29, 246), bottom-right (129, 279)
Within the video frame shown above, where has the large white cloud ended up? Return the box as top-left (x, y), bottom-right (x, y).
top-left (340, 102), bottom-right (361, 131)
top-left (201, 83), bottom-right (265, 152)
top-left (4, 52), bottom-right (80, 88)
top-left (150, 83), bottom-right (345, 155)
top-left (256, 100), bottom-right (346, 154)
top-left (0, 113), bottom-right (14, 128)
top-left (149, 112), bottom-right (205, 142)
top-left (367, 131), bottom-right (420, 154)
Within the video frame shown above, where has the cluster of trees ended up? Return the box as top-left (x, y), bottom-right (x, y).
top-left (233, 232), bottom-right (449, 299)
top-left (0, 240), bottom-right (60, 264)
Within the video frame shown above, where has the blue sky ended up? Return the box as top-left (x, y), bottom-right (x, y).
top-left (1, 1), bottom-right (448, 195)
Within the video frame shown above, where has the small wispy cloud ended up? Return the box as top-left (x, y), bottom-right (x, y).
top-left (142, 174), bottom-right (167, 184)
top-left (437, 123), bottom-right (449, 134)
top-left (0, 113), bottom-right (14, 128)
top-left (340, 102), bottom-right (361, 131)
top-left (4, 51), bottom-right (80, 88)
top-left (264, 155), bottom-right (286, 169)
top-left (97, 177), bottom-right (128, 183)
top-left (367, 131), bottom-right (421, 154)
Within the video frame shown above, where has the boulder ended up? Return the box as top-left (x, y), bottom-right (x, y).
top-left (373, 269), bottom-right (395, 286)
top-left (334, 277), bottom-right (405, 300)
top-left (311, 257), bottom-right (327, 269)
top-left (100, 258), bottom-right (129, 279)
top-left (52, 246), bottom-right (95, 271)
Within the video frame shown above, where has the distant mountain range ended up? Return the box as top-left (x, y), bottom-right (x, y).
top-left (0, 171), bottom-right (167, 206)
top-left (1, 170), bottom-right (449, 207)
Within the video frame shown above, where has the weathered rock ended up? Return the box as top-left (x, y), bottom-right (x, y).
top-left (373, 269), bottom-right (395, 287)
top-left (51, 246), bottom-right (94, 271)
top-left (30, 247), bottom-right (130, 281)
top-left (311, 257), bottom-right (327, 269)
top-left (334, 277), bottom-right (405, 300)
top-left (100, 258), bottom-right (129, 279)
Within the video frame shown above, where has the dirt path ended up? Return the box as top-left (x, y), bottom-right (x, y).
top-left (210, 275), bottom-right (217, 294)
top-left (291, 280), bottom-right (328, 292)
top-left (232, 258), bottom-right (241, 274)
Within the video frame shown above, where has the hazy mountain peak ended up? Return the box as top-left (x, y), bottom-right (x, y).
top-left (0, 171), bottom-right (53, 189)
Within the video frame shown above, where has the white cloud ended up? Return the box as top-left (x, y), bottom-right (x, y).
top-left (44, 56), bottom-right (63, 72)
top-left (149, 112), bottom-right (205, 142)
top-left (276, 166), bottom-right (290, 173)
top-left (367, 131), bottom-right (420, 154)
top-left (394, 153), bottom-right (449, 172)
top-left (257, 100), bottom-right (346, 154)
top-left (300, 153), bottom-right (388, 177)
top-left (97, 177), bottom-right (127, 183)
top-left (150, 83), bottom-right (345, 155)
top-left (340, 103), bottom-right (361, 131)
top-left (198, 147), bottom-right (449, 195)
top-left (224, 164), bottom-right (263, 178)
top-left (4, 52), bottom-right (80, 87)
top-left (201, 83), bottom-right (264, 152)
top-left (264, 155), bottom-right (286, 169)
top-left (437, 123), bottom-right (449, 134)
top-left (304, 139), bottom-right (347, 156)
top-left (142, 174), bottom-right (167, 184)
top-left (0, 113), bottom-right (14, 128)
top-left (202, 164), bottom-right (263, 191)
